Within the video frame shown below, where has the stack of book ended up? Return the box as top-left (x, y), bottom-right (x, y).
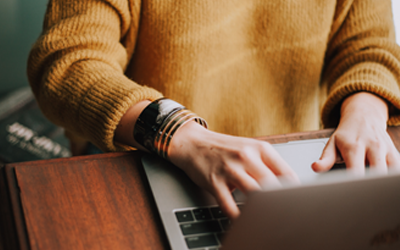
top-left (0, 87), bottom-right (71, 164)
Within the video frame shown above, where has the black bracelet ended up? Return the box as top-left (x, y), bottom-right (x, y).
top-left (133, 98), bottom-right (185, 152)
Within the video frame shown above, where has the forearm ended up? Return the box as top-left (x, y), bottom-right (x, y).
top-left (28, 0), bottom-right (163, 152)
top-left (321, 0), bottom-right (400, 128)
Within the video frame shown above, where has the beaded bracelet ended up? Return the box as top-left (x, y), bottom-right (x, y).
top-left (133, 98), bottom-right (207, 159)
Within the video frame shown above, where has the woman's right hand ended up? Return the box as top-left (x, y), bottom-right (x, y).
top-left (168, 121), bottom-right (299, 219)
top-left (115, 101), bottom-right (298, 220)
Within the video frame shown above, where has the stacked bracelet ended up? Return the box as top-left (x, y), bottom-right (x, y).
top-left (133, 98), bottom-right (207, 160)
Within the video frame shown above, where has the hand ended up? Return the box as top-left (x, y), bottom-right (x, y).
top-left (168, 121), bottom-right (299, 219)
top-left (115, 100), bottom-right (299, 219)
top-left (312, 92), bottom-right (400, 174)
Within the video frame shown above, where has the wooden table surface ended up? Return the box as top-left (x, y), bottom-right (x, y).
top-left (1, 127), bottom-right (400, 250)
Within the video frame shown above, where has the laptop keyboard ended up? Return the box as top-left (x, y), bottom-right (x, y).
top-left (174, 205), bottom-right (243, 250)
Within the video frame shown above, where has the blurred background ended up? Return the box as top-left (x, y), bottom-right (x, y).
top-left (0, 0), bottom-right (399, 96)
top-left (0, 0), bottom-right (48, 96)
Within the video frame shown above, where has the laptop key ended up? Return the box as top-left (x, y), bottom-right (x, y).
top-left (175, 210), bottom-right (194, 222)
top-left (192, 208), bottom-right (212, 221)
top-left (185, 234), bottom-right (218, 249)
top-left (180, 221), bottom-right (222, 235)
top-left (210, 207), bottom-right (226, 219)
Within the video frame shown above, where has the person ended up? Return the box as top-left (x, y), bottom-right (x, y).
top-left (27, 0), bottom-right (400, 219)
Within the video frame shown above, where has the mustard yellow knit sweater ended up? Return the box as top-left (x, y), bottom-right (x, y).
top-left (27, 0), bottom-right (400, 152)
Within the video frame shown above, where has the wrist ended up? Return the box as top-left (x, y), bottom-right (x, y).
top-left (340, 92), bottom-right (389, 123)
top-left (129, 98), bottom-right (208, 158)
top-left (168, 120), bottom-right (211, 169)
top-left (114, 100), bottom-right (152, 151)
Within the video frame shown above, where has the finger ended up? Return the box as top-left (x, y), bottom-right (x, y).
top-left (249, 161), bottom-right (282, 189)
top-left (227, 161), bottom-right (281, 191)
top-left (212, 182), bottom-right (240, 220)
top-left (241, 155), bottom-right (289, 186)
top-left (384, 137), bottom-right (400, 170)
top-left (312, 137), bottom-right (337, 172)
top-left (386, 148), bottom-right (400, 170)
top-left (259, 143), bottom-right (299, 182)
top-left (227, 167), bottom-right (262, 194)
top-left (366, 147), bottom-right (387, 173)
top-left (340, 144), bottom-right (365, 175)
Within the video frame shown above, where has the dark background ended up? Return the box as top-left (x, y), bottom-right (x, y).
top-left (0, 0), bottom-right (48, 96)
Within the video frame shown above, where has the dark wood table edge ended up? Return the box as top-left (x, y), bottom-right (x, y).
top-left (257, 126), bottom-right (400, 152)
top-left (256, 128), bottom-right (335, 143)
top-left (1, 150), bottom-right (171, 250)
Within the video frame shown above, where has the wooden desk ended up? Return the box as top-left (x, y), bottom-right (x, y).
top-left (1, 128), bottom-right (400, 250)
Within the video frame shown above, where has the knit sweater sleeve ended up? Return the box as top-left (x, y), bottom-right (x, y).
top-left (321, 0), bottom-right (400, 128)
top-left (27, 0), bottom-right (163, 152)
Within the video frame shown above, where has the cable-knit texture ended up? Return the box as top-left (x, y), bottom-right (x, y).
top-left (27, 0), bottom-right (400, 151)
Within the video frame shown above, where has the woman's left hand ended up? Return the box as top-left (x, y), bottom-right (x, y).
top-left (312, 92), bottom-right (400, 174)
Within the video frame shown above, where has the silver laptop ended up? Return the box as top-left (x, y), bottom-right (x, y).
top-left (141, 138), bottom-right (400, 250)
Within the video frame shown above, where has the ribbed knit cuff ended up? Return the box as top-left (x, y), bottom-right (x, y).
top-left (77, 74), bottom-right (163, 152)
top-left (322, 62), bottom-right (400, 128)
